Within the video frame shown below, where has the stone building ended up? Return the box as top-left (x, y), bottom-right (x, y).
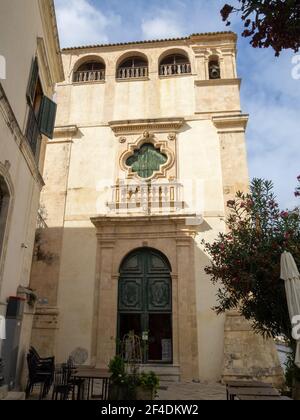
top-left (30, 31), bottom-right (282, 383)
top-left (0, 0), bottom-right (63, 393)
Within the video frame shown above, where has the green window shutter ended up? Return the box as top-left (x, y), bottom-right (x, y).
top-left (38, 95), bottom-right (57, 139)
top-left (26, 57), bottom-right (39, 105)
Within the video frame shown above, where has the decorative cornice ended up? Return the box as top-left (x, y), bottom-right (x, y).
top-left (0, 83), bottom-right (44, 188)
top-left (54, 125), bottom-right (79, 137)
top-left (213, 114), bottom-right (249, 133)
top-left (109, 118), bottom-right (185, 136)
top-left (91, 214), bottom-right (199, 229)
top-left (195, 78), bottom-right (241, 87)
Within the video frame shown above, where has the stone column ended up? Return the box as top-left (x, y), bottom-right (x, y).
top-left (176, 235), bottom-right (199, 381)
top-left (94, 238), bottom-right (117, 369)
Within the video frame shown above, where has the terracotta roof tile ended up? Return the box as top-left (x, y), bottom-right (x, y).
top-left (62, 31), bottom-right (236, 52)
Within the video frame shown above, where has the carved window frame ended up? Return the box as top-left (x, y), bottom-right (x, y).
top-left (120, 132), bottom-right (175, 181)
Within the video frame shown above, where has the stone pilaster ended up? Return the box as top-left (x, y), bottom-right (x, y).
top-left (176, 236), bottom-right (199, 381)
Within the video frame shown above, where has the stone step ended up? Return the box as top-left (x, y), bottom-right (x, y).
top-left (139, 365), bottom-right (180, 383)
top-left (0, 385), bottom-right (8, 400)
top-left (2, 392), bottom-right (25, 400)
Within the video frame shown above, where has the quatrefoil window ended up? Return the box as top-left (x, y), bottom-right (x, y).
top-left (125, 143), bottom-right (168, 179)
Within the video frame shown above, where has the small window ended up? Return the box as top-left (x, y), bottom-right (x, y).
top-left (117, 56), bottom-right (148, 80)
top-left (73, 60), bottom-right (106, 83)
top-left (209, 58), bottom-right (221, 80)
top-left (159, 54), bottom-right (191, 77)
top-left (0, 176), bottom-right (10, 258)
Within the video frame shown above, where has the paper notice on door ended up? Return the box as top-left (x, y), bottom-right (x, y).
top-left (162, 339), bottom-right (172, 362)
top-left (0, 316), bottom-right (6, 340)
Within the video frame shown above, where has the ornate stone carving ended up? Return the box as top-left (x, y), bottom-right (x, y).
top-left (4, 161), bottom-right (11, 171)
top-left (143, 131), bottom-right (151, 139)
top-left (168, 133), bottom-right (176, 142)
top-left (119, 137), bottom-right (127, 144)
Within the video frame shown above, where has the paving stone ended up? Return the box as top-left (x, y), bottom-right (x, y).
top-left (157, 382), bottom-right (226, 401)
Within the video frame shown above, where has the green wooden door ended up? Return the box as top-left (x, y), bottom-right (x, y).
top-left (118, 248), bottom-right (172, 363)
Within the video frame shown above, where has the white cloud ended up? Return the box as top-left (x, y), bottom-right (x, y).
top-left (54, 0), bottom-right (121, 47)
top-left (141, 11), bottom-right (183, 40)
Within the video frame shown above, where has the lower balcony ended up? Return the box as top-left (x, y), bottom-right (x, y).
top-left (107, 182), bottom-right (185, 215)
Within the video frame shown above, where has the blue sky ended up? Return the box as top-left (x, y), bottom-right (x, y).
top-left (54, 0), bottom-right (300, 209)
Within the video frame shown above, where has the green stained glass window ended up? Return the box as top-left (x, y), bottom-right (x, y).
top-left (126, 143), bottom-right (168, 179)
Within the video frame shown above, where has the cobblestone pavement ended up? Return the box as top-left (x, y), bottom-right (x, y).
top-left (157, 381), bottom-right (226, 401)
top-left (28, 381), bottom-right (227, 401)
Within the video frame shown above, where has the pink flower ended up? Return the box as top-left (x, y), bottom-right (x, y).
top-left (280, 211), bottom-right (289, 219)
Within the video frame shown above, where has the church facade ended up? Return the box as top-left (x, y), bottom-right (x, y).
top-left (29, 31), bottom-right (282, 383)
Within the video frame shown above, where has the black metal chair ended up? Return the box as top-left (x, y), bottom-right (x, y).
top-left (25, 351), bottom-right (54, 399)
top-left (29, 347), bottom-right (55, 365)
top-left (52, 364), bottom-right (74, 400)
top-left (65, 357), bottom-right (85, 400)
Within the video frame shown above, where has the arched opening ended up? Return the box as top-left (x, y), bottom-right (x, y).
top-left (208, 56), bottom-right (221, 80)
top-left (117, 55), bottom-right (149, 80)
top-left (0, 176), bottom-right (10, 258)
top-left (159, 53), bottom-right (191, 76)
top-left (73, 59), bottom-right (106, 83)
top-left (118, 248), bottom-right (173, 363)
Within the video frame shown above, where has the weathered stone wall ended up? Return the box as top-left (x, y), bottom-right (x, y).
top-left (222, 311), bottom-right (284, 388)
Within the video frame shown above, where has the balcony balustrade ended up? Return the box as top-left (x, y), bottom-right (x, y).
top-left (117, 66), bottom-right (148, 80)
top-left (159, 63), bottom-right (191, 77)
top-left (107, 181), bottom-right (184, 215)
top-left (73, 69), bottom-right (105, 83)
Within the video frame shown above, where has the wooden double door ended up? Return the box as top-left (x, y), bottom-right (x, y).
top-left (118, 248), bottom-right (173, 363)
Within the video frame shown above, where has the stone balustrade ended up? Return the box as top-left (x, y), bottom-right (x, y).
top-left (73, 69), bottom-right (105, 83)
top-left (108, 181), bottom-right (184, 214)
top-left (117, 66), bottom-right (148, 80)
top-left (159, 63), bottom-right (191, 76)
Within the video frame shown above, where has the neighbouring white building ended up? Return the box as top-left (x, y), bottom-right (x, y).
top-left (0, 0), bottom-right (63, 393)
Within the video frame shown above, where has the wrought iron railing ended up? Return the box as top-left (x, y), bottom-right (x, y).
top-left (159, 63), bottom-right (191, 77)
top-left (37, 211), bottom-right (48, 229)
top-left (73, 69), bottom-right (106, 83)
top-left (108, 181), bottom-right (184, 215)
top-left (117, 66), bottom-right (148, 80)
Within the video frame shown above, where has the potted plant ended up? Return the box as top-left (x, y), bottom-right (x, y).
top-left (108, 355), bottom-right (130, 400)
top-left (135, 371), bottom-right (160, 401)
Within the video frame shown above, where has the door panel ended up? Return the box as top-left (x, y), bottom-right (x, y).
top-left (118, 278), bottom-right (143, 312)
top-left (147, 278), bottom-right (172, 312)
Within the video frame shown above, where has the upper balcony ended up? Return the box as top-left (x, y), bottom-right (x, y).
top-left (73, 60), bottom-right (106, 83)
top-left (107, 181), bottom-right (185, 215)
top-left (159, 54), bottom-right (191, 77)
top-left (117, 56), bottom-right (149, 80)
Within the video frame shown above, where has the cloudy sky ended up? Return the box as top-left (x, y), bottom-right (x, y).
top-left (54, 0), bottom-right (300, 209)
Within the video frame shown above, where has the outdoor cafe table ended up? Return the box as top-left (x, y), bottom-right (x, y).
top-left (225, 381), bottom-right (272, 400)
top-left (238, 395), bottom-right (292, 401)
top-left (227, 386), bottom-right (280, 401)
top-left (72, 369), bottom-right (111, 400)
